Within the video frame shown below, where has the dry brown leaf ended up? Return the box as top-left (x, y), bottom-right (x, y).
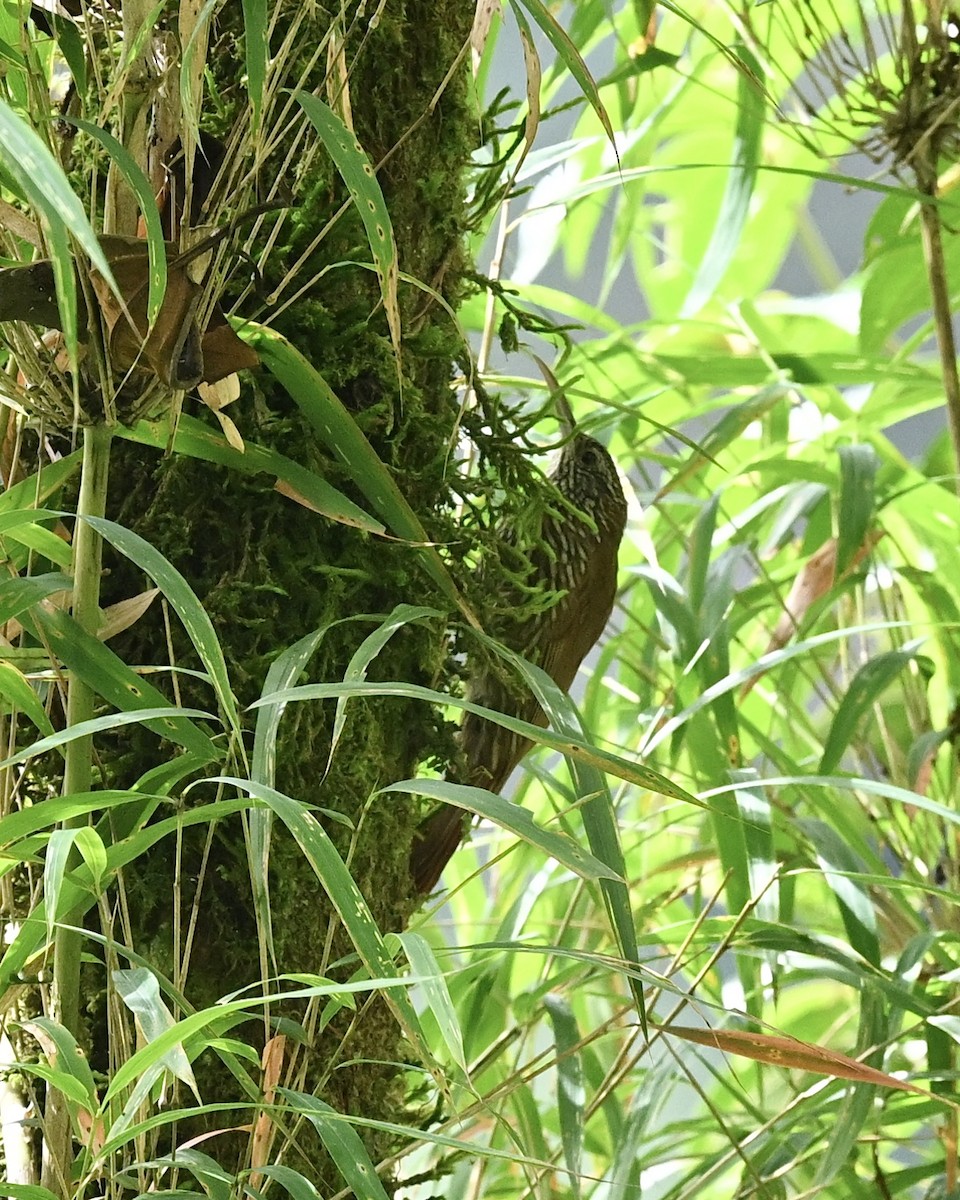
top-left (662, 1023), bottom-right (929, 1097)
top-left (249, 1035), bottom-right (286, 1188)
top-left (742, 530), bottom-right (884, 698)
top-left (471, 0), bottom-right (502, 62)
top-left (98, 587), bottom-right (160, 642)
top-left (198, 374), bottom-right (240, 411)
top-left (212, 406), bottom-right (245, 452)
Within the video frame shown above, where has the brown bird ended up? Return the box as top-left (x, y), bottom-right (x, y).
top-left (410, 370), bottom-right (628, 893)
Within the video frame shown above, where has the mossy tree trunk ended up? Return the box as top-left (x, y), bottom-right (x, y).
top-left (93, 0), bottom-right (475, 1185)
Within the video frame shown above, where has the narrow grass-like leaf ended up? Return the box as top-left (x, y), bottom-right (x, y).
top-left (0, 791), bottom-right (164, 846)
top-left (814, 989), bottom-right (885, 1185)
top-left (0, 454), bottom-right (80, 512)
top-left (20, 1016), bottom-right (97, 1111)
top-left (118, 415), bottom-right (384, 534)
top-left (251, 679), bottom-right (697, 803)
top-left (0, 660), bottom-right (57, 740)
top-left (240, 324), bottom-right (478, 627)
top-left (81, 517), bottom-right (240, 738)
top-left (511, 2), bottom-right (542, 175)
top-left (0, 101), bottom-right (117, 360)
top-left (279, 1091), bottom-right (392, 1200)
top-left (210, 778), bottom-right (430, 1061)
top-left (543, 993), bottom-right (584, 1199)
top-left (0, 707), bottom-right (213, 774)
top-left (801, 820), bottom-right (880, 966)
top-left (819, 642), bottom-right (925, 774)
top-left (384, 778), bottom-right (620, 882)
top-left (295, 92), bottom-right (401, 362)
top-left (733, 770), bottom-right (778, 925)
top-left (0, 572), bottom-right (72, 626)
top-left (67, 118), bottom-right (166, 325)
top-left (836, 443), bottom-right (878, 576)
top-left (251, 1165), bottom-right (321, 1200)
top-left (681, 43), bottom-right (763, 315)
top-left (33, 605), bottom-right (218, 761)
top-left (44, 828), bottom-right (76, 944)
top-left (0, 1180), bottom-right (59, 1199)
top-left (395, 932), bottom-right (467, 1073)
top-left (72, 826), bottom-right (107, 892)
top-left (249, 628), bottom-right (327, 969)
top-left (328, 605), bottom-right (442, 774)
top-left (241, 0), bottom-right (268, 133)
top-left (512, 0), bottom-right (617, 155)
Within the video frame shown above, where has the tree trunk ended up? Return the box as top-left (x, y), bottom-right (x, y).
top-left (96, 0), bottom-right (475, 1185)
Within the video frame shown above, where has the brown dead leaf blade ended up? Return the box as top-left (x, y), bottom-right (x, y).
top-left (0, 235), bottom-right (258, 390)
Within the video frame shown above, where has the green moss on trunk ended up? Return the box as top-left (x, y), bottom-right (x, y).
top-left (97, 0), bottom-right (475, 1185)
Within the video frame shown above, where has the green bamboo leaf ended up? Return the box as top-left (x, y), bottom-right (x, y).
top-left (44, 828), bottom-right (76, 944)
top-left (248, 628), bottom-right (327, 970)
top-left (250, 678), bottom-right (697, 803)
top-left (0, 659), bottom-right (57, 740)
top-left (0, 453), bottom-right (80, 513)
top-left (814, 989), bottom-right (885, 1185)
top-left (5, 523), bottom-right (72, 568)
top-left (81, 517), bottom-right (241, 738)
top-left (511, 0), bottom-right (617, 155)
top-left (801, 820), bottom-right (880, 966)
top-left (295, 92), bottom-right (401, 360)
top-left (103, 977), bottom-right (408, 1104)
top-left (239, 324), bottom-right (478, 627)
top-left (0, 790), bottom-right (163, 846)
top-left (43, 13), bottom-right (86, 91)
top-left (0, 571), bottom-right (72, 626)
top-left (733, 770), bottom-right (778, 925)
top-left (210, 778), bottom-right (431, 1061)
top-left (0, 707), bottom-right (213, 774)
top-left (686, 493), bottom-right (719, 620)
top-left (72, 825), bottom-right (107, 892)
top-left (241, 0), bottom-right (268, 133)
top-left (278, 1091), bottom-right (392, 1200)
top-left (328, 605), bottom-right (443, 775)
top-left (67, 118), bottom-right (166, 325)
top-left (32, 605), bottom-right (219, 762)
top-left (681, 43), bottom-right (763, 315)
top-left (252, 1165), bottom-right (322, 1200)
top-left (19, 1015), bottom-right (98, 1109)
top-left (0, 1181), bottom-right (59, 1199)
top-left (0, 100), bottom-right (116, 360)
top-left (819, 643), bottom-right (925, 775)
top-left (383, 778), bottom-right (621, 882)
top-left (543, 993), bottom-right (585, 1199)
top-left (836, 443), bottom-right (878, 576)
top-left (394, 932), bottom-right (467, 1074)
top-left (114, 967), bottom-right (200, 1098)
top-left (119, 414), bottom-right (384, 534)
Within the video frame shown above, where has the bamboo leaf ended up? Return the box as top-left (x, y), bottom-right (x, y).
top-left (819, 642), bottom-right (925, 774)
top-left (511, 0), bottom-right (617, 155)
top-left (543, 993), bottom-right (585, 1199)
top-left (295, 92), bottom-right (401, 361)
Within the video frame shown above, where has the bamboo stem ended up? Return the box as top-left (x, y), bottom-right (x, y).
top-left (918, 163), bottom-right (960, 492)
top-left (40, 421), bottom-right (112, 1199)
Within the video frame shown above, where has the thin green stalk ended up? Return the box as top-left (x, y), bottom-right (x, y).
top-left (917, 161), bottom-right (960, 494)
top-left (41, 421), bottom-right (112, 1199)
